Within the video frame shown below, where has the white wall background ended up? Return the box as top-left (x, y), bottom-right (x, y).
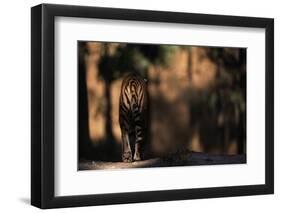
top-left (0, 0), bottom-right (279, 212)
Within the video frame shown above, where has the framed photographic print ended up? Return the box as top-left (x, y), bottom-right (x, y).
top-left (31, 3), bottom-right (274, 209)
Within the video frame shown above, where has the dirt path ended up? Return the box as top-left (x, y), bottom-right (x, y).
top-left (79, 152), bottom-right (246, 170)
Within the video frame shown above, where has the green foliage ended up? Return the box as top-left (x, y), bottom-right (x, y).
top-left (98, 43), bottom-right (181, 81)
top-left (157, 45), bottom-right (179, 66)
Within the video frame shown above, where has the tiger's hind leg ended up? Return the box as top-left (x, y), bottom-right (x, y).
top-left (134, 143), bottom-right (141, 161)
top-left (121, 129), bottom-right (133, 162)
top-left (133, 125), bottom-right (143, 161)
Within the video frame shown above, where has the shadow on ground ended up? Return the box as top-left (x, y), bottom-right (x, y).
top-left (79, 151), bottom-right (246, 170)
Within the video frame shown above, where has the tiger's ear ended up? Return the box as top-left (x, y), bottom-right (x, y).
top-left (144, 78), bottom-right (148, 83)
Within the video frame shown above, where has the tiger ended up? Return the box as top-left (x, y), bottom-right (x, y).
top-left (119, 72), bottom-right (148, 162)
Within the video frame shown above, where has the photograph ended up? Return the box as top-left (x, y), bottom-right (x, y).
top-left (78, 41), bottom-right (247, 170)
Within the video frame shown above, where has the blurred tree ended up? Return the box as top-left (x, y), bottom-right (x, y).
top-left (187, 47), bottom-right (193, 82)
top-left (78, 42), bottom-right (92, 160)
top-left (206, 48), bottom-right (246, 154)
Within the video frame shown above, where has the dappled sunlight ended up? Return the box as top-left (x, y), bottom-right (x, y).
top-left (110, 79), bottom-right (122, 144)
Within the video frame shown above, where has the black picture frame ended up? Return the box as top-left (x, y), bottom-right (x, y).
top-left (31, 3), bottom-right (274, 209)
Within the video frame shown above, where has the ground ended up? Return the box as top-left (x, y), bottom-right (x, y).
top-left (79, 151), bottom-right (246, 170)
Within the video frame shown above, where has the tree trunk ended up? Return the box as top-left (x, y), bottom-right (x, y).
top-left (187, 47), bottom-right (193, 82)
top-left (78, 42), bottom-right (92, 160)
top-left (105, 81), bottom-right (114, 143)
